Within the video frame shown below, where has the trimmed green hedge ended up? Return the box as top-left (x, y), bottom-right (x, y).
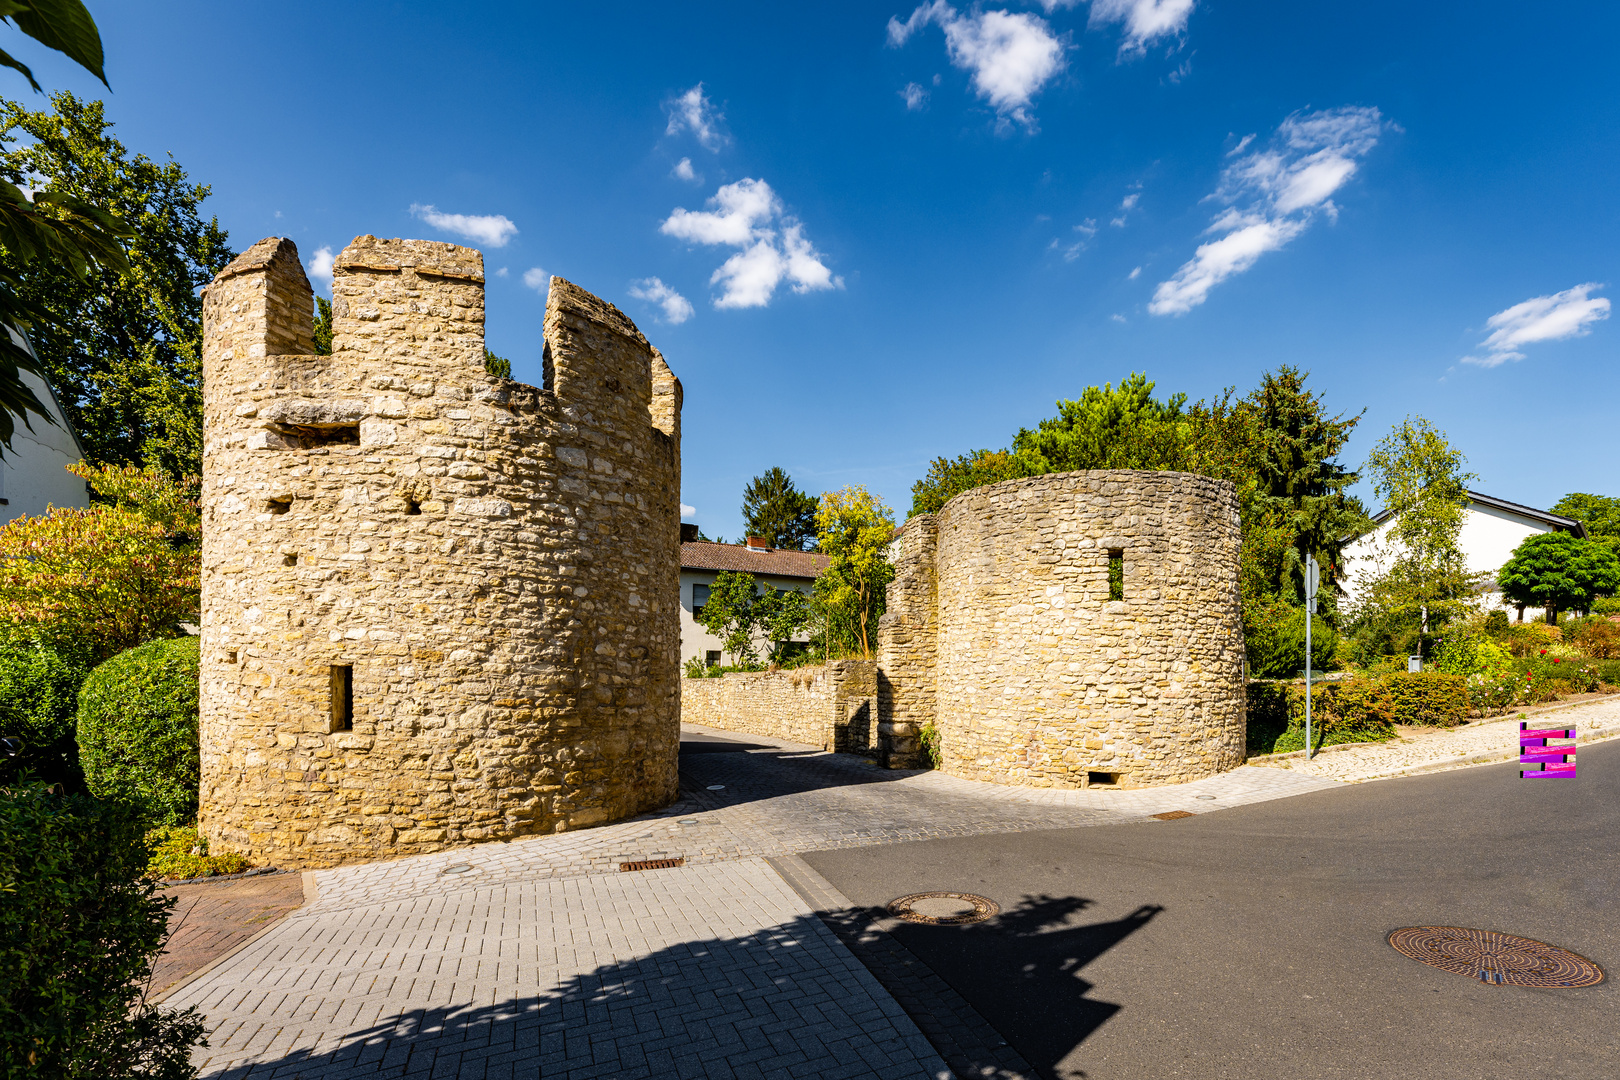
top-left (0, 784), bottom-right (205, 1076)
top-left (0, 628), bottom-right (96, 790)
top-left (1247, 672), bottom-right (1468, 756)
top-left (76, 636), bottom-right (200, 828)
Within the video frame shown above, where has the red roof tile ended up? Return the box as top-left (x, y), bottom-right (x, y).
top-left (679, 541), bottom-right (829, 579)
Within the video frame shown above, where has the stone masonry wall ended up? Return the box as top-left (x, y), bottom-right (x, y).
top-left (885, 470), bottom-right (1245, 789)
top-left (198, 235), bottom-right (681, 869)
top-left (681, 660), bottom-right (878, 752)
top-left (876, 515), bottom-right (937, 768)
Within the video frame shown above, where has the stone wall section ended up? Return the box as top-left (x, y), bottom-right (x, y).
top-left (681, 661), bottom-right (878, 752)
top-left (876, 515), bottom-right (937, 768)
top-left (198, 235), bottom-right (681, 869)
top-left (927, 471), bottom-right (1245, 788)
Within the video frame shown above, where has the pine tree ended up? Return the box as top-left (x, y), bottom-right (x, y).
top-left (741, 467), bottom-right (819, 550)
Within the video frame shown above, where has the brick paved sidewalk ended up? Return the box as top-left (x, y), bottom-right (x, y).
top-left (153, 871), bottom-right (308, 1000)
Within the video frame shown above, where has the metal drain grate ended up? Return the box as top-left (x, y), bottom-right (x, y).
top-left (1387, 926), bottom-right (1604, 987)
top-left (886, 892), bottom-right (1000, 925)
top-left (1152, 810), bottom-right (1196, 820)
top-left (620, 857), bottom-right (685, 872)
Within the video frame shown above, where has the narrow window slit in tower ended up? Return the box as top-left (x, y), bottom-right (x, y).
top-left (268, 497), bottom-right (291, 516)
top-left (541, 341), bottom-right (555, 393)
top-left (283, 554), bottom-right (297, 566)
top-left (331, 665), bottom-right (353, 733)
top-left (1108, 549), bottom-right (1124, 602)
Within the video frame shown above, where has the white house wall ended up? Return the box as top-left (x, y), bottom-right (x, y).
top-left (679, 570), bottom-right (817, 665)
top-left (1, 362), bottom-right (88, 522)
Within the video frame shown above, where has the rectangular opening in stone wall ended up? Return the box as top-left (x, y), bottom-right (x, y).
top-left (405, 497), bottom-right (422, 516)
top-left (267, 497), bottom-right (292, 515)
top-left (282, 554), bottom-right (297, 566)
top-left (1107, 550), bottom-right (1124, 602)
top-left (330, 665), bottom-right (353, 733)
top-left (296, 425), bottom-right (359, 448)
top-left (1088, 771), bottom-right (1120, 787)
top-left (542, 341), bottom-right (555, 393)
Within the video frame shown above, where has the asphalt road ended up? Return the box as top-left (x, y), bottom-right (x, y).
top-left (805, 741), bottom-right (1620, 1080)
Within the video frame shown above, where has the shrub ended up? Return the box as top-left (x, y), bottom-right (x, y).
top-left (76, 636), bottom-right (200, 828)
top-left (0, 627), bottom-right (96, 789)
top-left (144, 825), bottom-right (252, 881)
top-left (1246, 671), bottom-right (1469, 755)
top-left (1245, 599), bottom-right (1337, 678)
top-left (1573, 619), bottom-right (1620, 659)
top-left (0, 784), bottom-right (206, 1077)
top-left (0, 463), bottom-right (200, 659)
top-left (918, 722), bottom-right (942, 769)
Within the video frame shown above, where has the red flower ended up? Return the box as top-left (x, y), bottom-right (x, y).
top-left (1540, 649), bottom-right (1547, 655)
top-left (1553, 658), bottom-right (1561, 664)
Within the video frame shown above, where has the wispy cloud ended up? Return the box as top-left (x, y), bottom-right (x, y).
top-left (1085, 0), bottom-right (1196, 56)
top-left (1110, 190), bottom-right (1140, 227)
top-left (887, 3), bottom-right (1064, 130)
top-left (1050, 219), bottom-right (1097, 261)
top-left (1150, 106), bottom-right (1385, 316)
top-left (409, 204), bottom-right (518, 248)
top-left (900, 81), bottom-right (929, 110)
top-left (672, 156), bottom-right (700, 183)
top-left (306, 245), bottom-right (335, 284)
top-left (1461, 284), bottom-right (1610, 367)
top-left (522, 267), bottom-right (549, 293)
top-left (660, 178), bottom-right (843, 309)
top-left (665, 84), bottom-right (727, 151)
top-left (629, 277), bottom-right (696, 324)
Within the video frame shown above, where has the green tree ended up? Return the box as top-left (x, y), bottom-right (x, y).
top-left (0, 3), bottom-right (136, 460)
top-left (813, 485), bottom-right (894, 657)
top-left (753, 586), bottom-right (811, 661)
top-left (908, 447), bottom-right (1041, 517)
top-left (1, 92), bottom-right (233, 477)
top-left (696, 570), bottom-right (760, 666)
top-left (483, 345), bottom-right (511, 379)
top-left (1352, 416), bottom-right (1479, 653)
top-left (1550, 493), bottom-right (1620, 558)
top-left (741, 466), bottom-right (819, 550)
top-left (1498, 532), bottom-right (1620, 623)
top-left (312, 295), bottom-right (332, 355)
top-left (1012, 372), bottom-right (1190, 473)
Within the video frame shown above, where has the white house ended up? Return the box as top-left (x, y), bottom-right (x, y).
top-left (2, 328), bottom-right (89, 521)
top-left (679, 527), bottom-right (828, 666)
top-left (1340, 491), bottom-right (1586, 620)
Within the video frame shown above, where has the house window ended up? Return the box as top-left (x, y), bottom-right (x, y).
top-left (705, 650), bottom-right (721, 668)
top-left (692, 583), bottom-right (710, 615)
top-left (1108, 549), bottom-right (1124, 601)
top-left (330, 665), bottom-right (353, 733)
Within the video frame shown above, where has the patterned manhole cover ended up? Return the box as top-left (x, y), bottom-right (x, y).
top-left (887, 892), bottom-right (1000, 925)
top-left (1387, 927), bottom-right (1604, 987)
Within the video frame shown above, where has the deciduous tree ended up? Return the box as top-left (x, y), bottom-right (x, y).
top-left (813, 485), bottom-right (894, 657)
top-left (695, 570), bottom-right (760, 666)
top-left (1498, 532), bottom-right (1620, 623)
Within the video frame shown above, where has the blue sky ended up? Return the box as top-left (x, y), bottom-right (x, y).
top-left (17, 1), bottom-right (1620, 538)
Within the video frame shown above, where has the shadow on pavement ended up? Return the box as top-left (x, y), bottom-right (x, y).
top-left (676, 731), bottom-right (924, 809)
top-left (199, 912), bottom-right (939, 1080)
top-left (880, 894), bottom-right (1163, 1080)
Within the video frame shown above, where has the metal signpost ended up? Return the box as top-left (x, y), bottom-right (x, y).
top-left (1304, 555), bottom-right (1318, 760)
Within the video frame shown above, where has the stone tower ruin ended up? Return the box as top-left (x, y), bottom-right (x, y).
top-left (878, 470), bottom-right (1246, 787)
top-left (197, 235), bottom-right (682, 868)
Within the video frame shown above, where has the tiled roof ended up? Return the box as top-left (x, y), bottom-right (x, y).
top-left (679, 541), bottom-right (829, 579)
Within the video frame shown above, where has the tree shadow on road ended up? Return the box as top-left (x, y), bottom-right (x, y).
top-left (881, 893), bottom-right (1164, 1080)
top-left (196, 911), bottom-right (942, 1080)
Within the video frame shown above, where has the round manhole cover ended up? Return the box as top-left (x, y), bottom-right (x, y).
top-left (1387, 927), bottom-right (1604, 987)
top-left (441, 863), bottom-right (475, 876)
top-left (886, 892), bottom-right (1000, 925)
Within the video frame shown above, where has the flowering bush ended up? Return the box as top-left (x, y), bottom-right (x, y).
top-left (0, 463), bottom-right (199, 658)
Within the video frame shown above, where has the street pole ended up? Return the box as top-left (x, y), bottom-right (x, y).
top-left (1305, 554), bottom-right (1319, 761)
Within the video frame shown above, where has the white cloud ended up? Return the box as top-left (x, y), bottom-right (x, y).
top-left (306, 245), bottom-right (335, 284)
top-left (1128, 266), bottom-right (1141, 279)
top-left (495, 267), bottom-right (509, 278)
top-left (887, 3), bottom-right (1064, 129)
top-left (409, 203), bottom-right (519, 248)
top-left (659, 178), bottom-right (842, 309)
top-left (1087, 0), bottom-right (1196, 56)
top-left (1111, 190), bottom-right (1140, 227)
top-left (665, 84), bottom-right (727, 151)
top-left (1461, 284), bottom-right (1610, 367)
top-left (672, 156), bottom-right (700, 183)
top-left (1051, 218), bottom-right (1098, 261)
top-left (900, 82), bottom-right (929, 110)
top-left (522, 267), bottom-right (549, 293)
top-left (1111, 313), bottom-right (1127, 323)
top-left (1150, 106), bottom-right (1385, 316)
top-left (681, 503), bottom-right (696, 518)
top-left (628, 277), bottom-right (696, 324)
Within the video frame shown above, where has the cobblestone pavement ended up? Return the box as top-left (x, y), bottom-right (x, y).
top-left (172, 858), bottom-right (950, 1080)
top-left (173, 727), bottom-right (1342, 1078)
top-left (1255, 695), bottom-right (1620, 783)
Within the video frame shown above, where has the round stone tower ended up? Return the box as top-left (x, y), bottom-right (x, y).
top-left (197, 235), bottom-right (682, 868)
top-left (880, 470), bottom-right (1246, 788)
